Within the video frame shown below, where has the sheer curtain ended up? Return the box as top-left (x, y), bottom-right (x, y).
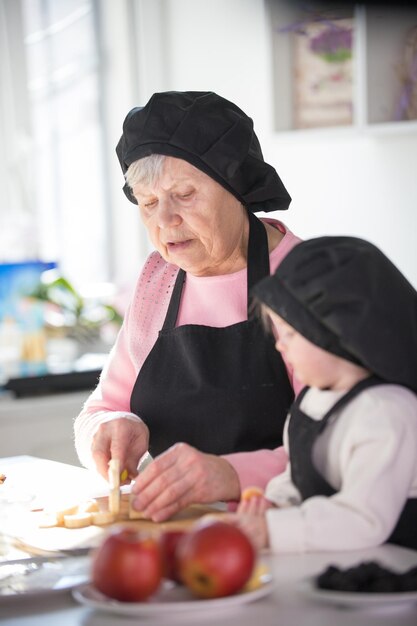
top-left (0, 0), bottom-right (110, 287)
top-left (0, 0), bottom-right (36, 260)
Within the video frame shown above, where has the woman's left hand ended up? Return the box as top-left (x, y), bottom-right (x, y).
top-left (130, 442), bottom-right (241, 522)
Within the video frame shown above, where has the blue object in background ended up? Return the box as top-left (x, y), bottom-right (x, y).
top-left (0, 261), bottom-right (57, 383)
top-left (0, 261), bottom-right (57, 322)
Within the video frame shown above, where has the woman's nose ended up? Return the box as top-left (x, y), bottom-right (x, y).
top-left (157, 197), bottom-right (182, 228)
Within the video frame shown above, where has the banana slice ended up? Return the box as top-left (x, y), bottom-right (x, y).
top-left (63, 512), bottom-right (92, 529)
top-left (38, 501), bottom-right (100, 528)
top-left (77, 499), bottom-right (100, 513)
top-left (38, 513), bottom-right (60, 528)
top-left (42, 504), bottom-right (79, 526)
top-left (91, 510), bottom-right (117, 526)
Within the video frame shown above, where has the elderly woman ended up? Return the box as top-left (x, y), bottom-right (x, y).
top-left (74, 91), bottom-right (301, 521)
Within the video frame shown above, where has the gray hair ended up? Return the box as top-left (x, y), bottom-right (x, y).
top-left (125, 154), bottom-right (167, 191)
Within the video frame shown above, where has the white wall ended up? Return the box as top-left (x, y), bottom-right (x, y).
top-left (263, 131), bottom-right (417, 288)
top-left (120, 0), bottom-right (417, 286)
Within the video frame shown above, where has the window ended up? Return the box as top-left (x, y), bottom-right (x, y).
top-left (1, 0), bottom-right (110, 287)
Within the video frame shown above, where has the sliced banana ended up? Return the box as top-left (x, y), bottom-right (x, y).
top-left (37, 482), bottom-right (130, 529)
top-left (43, 504), bottom-right (78, 526)
top-left (77, 499), bottom-right (99, 513)
top-left (63, 512), bottom-right (92, 529)
top-left (38, 513), bottom-right (60, 528)
top-left (91, 510), bottom-right (117, 526)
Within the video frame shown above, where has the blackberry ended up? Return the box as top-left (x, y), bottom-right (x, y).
top-left (315, 561), bottom-right (417, 593)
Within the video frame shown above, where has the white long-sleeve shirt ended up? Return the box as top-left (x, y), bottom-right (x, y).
top-left (265, 384), bottom-right (417, 553)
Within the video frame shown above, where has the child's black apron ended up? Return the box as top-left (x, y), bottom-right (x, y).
top-left (130, 212), bottom-right (294, 457)
top-left (288, 377), bottom-right (417, 550)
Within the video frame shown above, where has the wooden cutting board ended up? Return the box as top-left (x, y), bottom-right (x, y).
top-left (13, 495), bottom-right (224, 555)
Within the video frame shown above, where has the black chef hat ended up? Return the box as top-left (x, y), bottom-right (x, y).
top-left (252, 236), bottom-right (417, 394)
top-left (116, 91), bottom-right (291, 213)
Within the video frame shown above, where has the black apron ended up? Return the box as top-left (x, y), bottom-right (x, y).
top-left (288, 377), bottom-right (417, 551)
top-left (130, 212), bottom-right (294, 457)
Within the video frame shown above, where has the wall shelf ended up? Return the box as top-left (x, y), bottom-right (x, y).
top-left (267, 2), bottom-right (417, 135)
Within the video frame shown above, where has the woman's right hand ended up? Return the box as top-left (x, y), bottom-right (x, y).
top-left (91, 417), bottom-right (149, 482)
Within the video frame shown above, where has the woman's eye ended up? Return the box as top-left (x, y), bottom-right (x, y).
top-left (143, 200), bottom-right (157, 209)
top-left (179, 191), bottom-right (193, 200)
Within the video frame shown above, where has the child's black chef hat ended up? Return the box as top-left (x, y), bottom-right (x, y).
top-left (116, 91), bottom-right (291, 213)
top-left (252, 236), bottom-right (417, 393)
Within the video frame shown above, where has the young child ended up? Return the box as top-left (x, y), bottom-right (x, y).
top-left (237, 236), bottom-right (417, 553)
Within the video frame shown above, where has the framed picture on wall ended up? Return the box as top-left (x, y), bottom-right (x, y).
top-left (293, 17), bottom-right (355, 129)
top-left (394, 25), bottom-right (417, 122)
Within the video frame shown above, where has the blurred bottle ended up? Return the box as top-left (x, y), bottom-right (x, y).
top-left (19, 298), bottom-right (47, 377)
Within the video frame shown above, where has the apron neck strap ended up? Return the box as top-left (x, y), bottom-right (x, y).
top-left (162, 211), bottom-right (270, 330)
top-left (163, 268), bottom-right (186, 330)
top-left (247, 211), bottom-right (270, 295)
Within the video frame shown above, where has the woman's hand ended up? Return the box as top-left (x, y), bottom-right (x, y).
top-left (91, 417), bottom-right (149, 482)
top-left (130, 442), bottom-right (241, 522)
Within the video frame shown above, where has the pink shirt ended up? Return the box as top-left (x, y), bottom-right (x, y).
top-left (74, 219), bottom-right (302, 494)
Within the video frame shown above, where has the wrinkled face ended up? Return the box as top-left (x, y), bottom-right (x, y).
top-left (268, 310), bottom-right (352, 390)
top-left (131, 157), bottom-right (248, 277)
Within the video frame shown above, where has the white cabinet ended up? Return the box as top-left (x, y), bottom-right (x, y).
top-left (267, 2), bottom-right (417, 134)
top-left (0, 391), bottom-right (89, 466)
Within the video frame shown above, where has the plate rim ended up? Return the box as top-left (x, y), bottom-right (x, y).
top-left (72, 577), bottom-right (274, 615)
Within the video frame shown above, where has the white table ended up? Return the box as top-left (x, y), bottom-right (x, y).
top-left (1, 456), bottom-right (417, 626)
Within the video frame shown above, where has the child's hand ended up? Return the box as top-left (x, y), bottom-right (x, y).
top-left (236, 512), bottom-right (269, 550)
top-left (224, 487), bottom-right (272, 550)
top-left (238, 486), bottom-right (272, 515)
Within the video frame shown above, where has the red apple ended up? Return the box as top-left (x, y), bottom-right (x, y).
top-left (91, 527), bottom-right (163, 602)
top-left (177, 519), bottom-right (256, 598)
top-left (159, 529), bottom-right (187, 583)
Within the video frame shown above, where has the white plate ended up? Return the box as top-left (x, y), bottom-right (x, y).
top-left (0, 556), bottom-right (89, 601)
top-left (299, 577), bottom-right (417, 608)
top-left (72, 576), bottom-right (274, 616)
